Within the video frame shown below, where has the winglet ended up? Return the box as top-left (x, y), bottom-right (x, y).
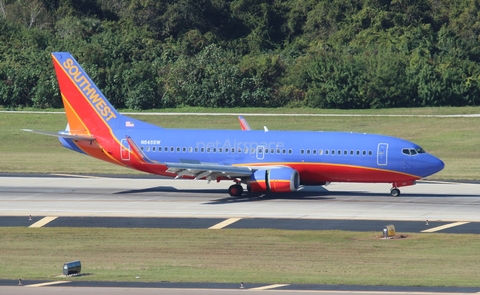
top-left (125, 136), bottom-right (157, 164)
top-left (238, 116), bottom-right (252, 131)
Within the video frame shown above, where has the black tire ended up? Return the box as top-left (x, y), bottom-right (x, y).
top-left (390, 188), bottom-right (400, 197)
top-left (228, 184), bottom-right (243, 197)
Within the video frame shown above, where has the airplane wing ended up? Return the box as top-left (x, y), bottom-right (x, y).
top-left (125, 136), bottom-right (253, 181)
top-left (22, 129), bottom-right (95, 141)
top-left (164, 163), bottom-right (252, 180)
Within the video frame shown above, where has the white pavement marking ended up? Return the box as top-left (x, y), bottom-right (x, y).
top-left (209, 218), bottom-right (242, 229)
top-left (250, 284), bottom-right (290, 290)
top-left (52, 174), bottom-right (103, 179)
top-left (421, 222), bottom-right (470, 233)
top-left (29, 216), bottom-right (58, 228)
top-left (25, 281), bottom-right (70, 287)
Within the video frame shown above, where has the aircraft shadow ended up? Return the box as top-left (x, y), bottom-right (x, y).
top-left (114, 186), bottom-right (227, 195)
top-left (113, 186), bottom-right (480, 201)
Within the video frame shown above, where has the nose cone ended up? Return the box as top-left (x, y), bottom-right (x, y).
top-left (418, 154), bottom-right (445, 178)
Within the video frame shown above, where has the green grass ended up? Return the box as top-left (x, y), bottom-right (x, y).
top-left (1, 108), bottom-right (480, 179)
top-left (0, 228), bottom-right (479, 287)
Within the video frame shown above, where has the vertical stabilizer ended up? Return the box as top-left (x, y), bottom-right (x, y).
top-left (51, 52), bottom-right (121, 136)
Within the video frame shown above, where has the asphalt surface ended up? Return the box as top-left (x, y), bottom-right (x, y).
top-left (1, 174), bottom-right (480, 294)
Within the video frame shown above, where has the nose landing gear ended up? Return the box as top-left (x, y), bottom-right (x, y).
top-left (390, 188), bottom-right (401, 197)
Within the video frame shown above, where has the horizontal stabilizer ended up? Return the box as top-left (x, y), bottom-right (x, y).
top-left (22, 129), bottom-right (95, 141)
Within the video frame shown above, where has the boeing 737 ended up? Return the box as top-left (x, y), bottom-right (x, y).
top-left (24, 52), bottom-right (445, 197)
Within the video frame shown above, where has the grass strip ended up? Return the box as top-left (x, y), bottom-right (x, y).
top-left (0, 227), bottom-right (479, 287)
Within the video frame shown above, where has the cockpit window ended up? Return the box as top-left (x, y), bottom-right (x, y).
top-left (402, 147), bottom-right (426, 156)
top-left (416, 147), bottom-right (426, 154)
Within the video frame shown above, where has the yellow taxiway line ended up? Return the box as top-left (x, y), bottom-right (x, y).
top-left (250, 284), bottom-right (290, 290)
top-left (209, 218), bottom-right (242, 229)
top-left (25, 281), bottom-right (70, 288)
top-left (422, 222), bottom-right (470, 233)
top-left (29, 216), bottom-right (58, 228)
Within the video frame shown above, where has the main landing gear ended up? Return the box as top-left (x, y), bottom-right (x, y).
top-left (228, 184), bottom-right (244, 197)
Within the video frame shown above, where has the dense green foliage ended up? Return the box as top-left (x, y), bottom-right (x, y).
top-left (1, 0), bottom-right (480, 109)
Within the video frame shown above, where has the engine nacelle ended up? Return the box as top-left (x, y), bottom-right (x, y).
top-left (247, 167), bottom-right (300, 193)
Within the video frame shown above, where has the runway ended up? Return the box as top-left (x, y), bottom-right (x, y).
top-left (1, 175), bottom-right (480, 222)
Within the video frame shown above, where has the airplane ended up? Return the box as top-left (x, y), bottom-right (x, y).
top-left (24, 52), bottom-right (445, 197)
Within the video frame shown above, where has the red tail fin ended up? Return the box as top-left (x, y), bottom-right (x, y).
top-left (52, 52), bottom-right (121, 137)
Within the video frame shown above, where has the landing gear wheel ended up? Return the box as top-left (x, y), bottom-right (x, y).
top-left (390, 188), bottom-right (400, 197)
top-left (228, 184), bottom-right (244, 197)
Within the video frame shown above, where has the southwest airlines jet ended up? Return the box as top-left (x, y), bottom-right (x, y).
top-left (25, 52), bottom-right (445, 197)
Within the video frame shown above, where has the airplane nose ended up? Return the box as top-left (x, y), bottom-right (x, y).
top-left (405, 154), bottom-right (444, 178)
top-left (421, 155), bottom-right (445, 177)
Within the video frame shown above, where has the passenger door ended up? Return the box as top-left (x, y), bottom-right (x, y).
top-left (377, 143), bottom-right (388, 165)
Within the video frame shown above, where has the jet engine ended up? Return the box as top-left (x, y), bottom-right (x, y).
top-left (247, 167), bottom-right (300, 193)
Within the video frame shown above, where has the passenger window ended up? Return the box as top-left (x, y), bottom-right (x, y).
top-left (152, 147), bottom-right (156, 152)
top-left (288, 149), bottom-right (293, 154)
top-left (265, 149), bottom-right (269, 154)
top-left (140, 146), bottom-right (144, 151)
top-left (356, 150), bottom-right (360, 155)
top-left (276, 149), bottom-right (280, 154)
top-left (207, 148), bottom-right (211, 152)
top-left (195, 147), bottom-right (198, 152)
top-left (282, 149), bottom-right (286, 154)
top-left (182, 147), bottom-right (186, 152)
top-left (362, 150), bottom-right (366, 155)
top-left (319, 149), bottom-right (323, 155)
top-left (170, 147), bottom-right (174, 152)
top-left (218, 148), bottom-right (222, 153)
top-left (306, 150), bottom-right (310, 155)
top-left (350, 150), bottom-right (353, 155)
top-left (331, 150), bottom-right (335, 155)
top-left (301, 149), bottom-right (305, 154)
top-left (164, 147), bottom-right (168, 152)
top-left (313, 150), bottom-right (317, 155)
top-left (369, 151), bottom-right (372, 156)
top-left (213, 148), bottom-right (216, 153)
top-left (338, 150), bottom-right (341, 155)
top-left (176, 147), bottom-right (180, 152)
top-left (225, 148), bottom-right (229, 153)
top-left (188, 147), bottom-right (193, 152)
top-left (344, 150), bottom-right (347, 155)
